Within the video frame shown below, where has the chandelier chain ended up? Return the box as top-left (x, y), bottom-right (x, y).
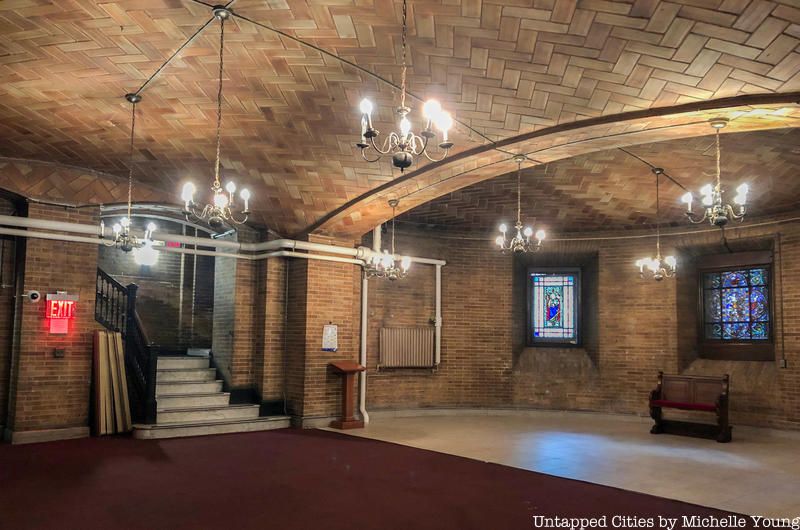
top-left (391, 203), bottom-right (397, 255)
top-left (127, 100), bottom-right (136, 222)
top-left (399, 0), bottom-right (408, 109)
top-left (516, 159), bottom-right (522, 226)
top-left (715, 127), bottom-right (721, 192)
top-left (213, 16), bottom-right (226, 189)
top-left (655, 169), bottom-right (661, 258)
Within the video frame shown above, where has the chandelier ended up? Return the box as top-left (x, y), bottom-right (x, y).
top-left (635, 168), bottom-right (676, 281)
top-left (181, 6), bottom-right (251, 230)
top-left (495, 156), bottom-right (545, 253)
top-left (365, 199), bottom-right (411, 280)
top-left (681, 118), bottom-right (748, 227)
top-left (355, 0), bottom-right (453, 172)
top-left (100, 92), bottom-right (158, 266)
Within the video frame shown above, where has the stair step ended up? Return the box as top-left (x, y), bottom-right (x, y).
top-left (156, 380), bottom-right (223, 396)
top-left (157, 392), bottom-right (231, 409)
top-left (156, 368), bottom-right (216, 383)
top-left (133, 416), bottom-right (290, 440)
top-left (157, 404), bottom-right (260, 424)
top-left (158, 357), bottom-right (210, 370)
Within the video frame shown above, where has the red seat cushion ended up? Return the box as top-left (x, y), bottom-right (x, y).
top-left (650, 399), bottom-right (716, 412)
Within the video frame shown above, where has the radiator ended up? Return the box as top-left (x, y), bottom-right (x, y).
top-left (379, 327), bottom-right (435, 368)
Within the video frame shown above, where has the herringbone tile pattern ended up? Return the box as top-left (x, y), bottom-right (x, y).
top-left (0, 158), bottom-right (164, 207)
top-left (400, 128), bottom-right (800, 233)
top-left (321, 104), bottom-right (800, 236)
top-left (0, 0), bottom-right (798, 235)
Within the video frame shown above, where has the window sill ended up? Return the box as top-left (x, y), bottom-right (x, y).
top-left (515, 347), bottom-right (595, 374)
top-left (698, 343), bottom-right (774, 362)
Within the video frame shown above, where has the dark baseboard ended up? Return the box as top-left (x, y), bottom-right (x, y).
top-left (207, 353), bottom-right (286, 416)
top-left (259, 400), bottom-right (287, 416)
top-left (229, 387), bottom-right (260, 405)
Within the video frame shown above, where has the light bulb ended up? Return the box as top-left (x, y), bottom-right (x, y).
top-left (736, 183), bottom-right (749, 195)
top-left (523, 227), bottom-right (533, 238)
top-left (665, 255), bottom-right (677, 269)
top-left (359, 98), bottom-right (373, 115)
top-left (495, 236), bottom-right (504, 247)
top-left (225, 181), bottom-right (236, 194)
top-left (381, 251), bottom-right (393, 268)
top-left (401, 256), bottom-right (411, 271)
top-left (433, 111), bottom-right (452, 132)
top-left (399, 117), bottom-right (411, 137)
top-left (214, 192), bottom-right (229, 208)
top-left (112, 223), bottom-right (122, 234)
top-left (700, 184), bottom-right (713, 197)
top-left (422, 99), bottom-right (442, 120)
top-left (681, 192), bottom-right (693, 205)
top-left (499, 223), bottom-right (507, 233)
top-left (181, 182), bottom-right (196, 202)
top-left (120, 217), bottom-right (130, 228)
top-left (240, 188), bottom-right (251, 201)
top-left (734, 194), bottom-right (747, 206)
top-left (133, 241), bottom-right (159, 267)
top-left (702, 194), bottom-right (713, 206)
top-left (535, 229), bottom-right (546, 241)
top-left (147, 222), bottom-right (156, 233)
top-left (647, 258), bottom-right (659, 272)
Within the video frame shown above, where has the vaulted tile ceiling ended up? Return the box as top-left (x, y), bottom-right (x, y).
top-left (0, 0), bottom-right (798, 237)
top-left (399, 127), bottom-right (800, 233)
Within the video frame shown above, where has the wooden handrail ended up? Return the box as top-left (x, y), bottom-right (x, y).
top-left (133, 310), bottom-right (152, 348)
top-left (94, 268), bottom-right (157, 424)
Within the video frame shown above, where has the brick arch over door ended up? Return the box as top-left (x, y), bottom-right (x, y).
top-left (308, 94), bottom-right (800, 238)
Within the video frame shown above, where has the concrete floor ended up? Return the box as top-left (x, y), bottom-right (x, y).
top-left (329, 410), bottom-right (800, 518)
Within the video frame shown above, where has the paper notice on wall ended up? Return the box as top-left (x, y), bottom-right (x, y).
top-left (322, 324), bottom-right (338, 352)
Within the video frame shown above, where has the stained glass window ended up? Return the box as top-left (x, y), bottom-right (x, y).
top-left (530, 271), bottom-right (579, 344)
top-left (702, 267), bottom-right (770, 341)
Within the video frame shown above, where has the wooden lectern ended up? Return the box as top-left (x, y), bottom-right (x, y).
top-left (329, 360), bottom-right (366, 430)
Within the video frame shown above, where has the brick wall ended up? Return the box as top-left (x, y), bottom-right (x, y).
top-left (254, 256), bottom-right (287, 407)
top-left (285, 257), bottom-right (308, 416)
top-left (2, 204), bottom-right (797, 435)
top-left (5, 203), bottom-right (100, 437)
top-left (362, 219), bottom-right (800, 430)
top-left (97, 217), bottom-right (214, 352)
top-left (0, 198), bottom-right (19, 428)
top-left (301, 239), bottom-right (361, 419)
top-left (283, 235), bottom-right (361, 421)
top-left (365, 230), bottom-right (512, 408)
top-left (211, 227), bottom-right (261, 392)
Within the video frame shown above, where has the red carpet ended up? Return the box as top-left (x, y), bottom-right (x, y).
top-left (0, 428), bottom-right (755, 529)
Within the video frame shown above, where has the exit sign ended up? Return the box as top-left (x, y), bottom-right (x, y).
top-left (45, 292), bottom-right (79, 335)
top-left (47, 299), bottom-right (76, 319)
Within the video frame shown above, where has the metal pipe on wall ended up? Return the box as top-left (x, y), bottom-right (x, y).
top-left (0, 227), bottom-right (106, 246)
top-left (0, 214), bottom-right (445, 266)
top-left (435, 264), bottom-right (442, 366)
top-left (372, 226), bottom-right (381, 252)
top-left (359, 272), bottom-right (370, 424)
top-left (0, 215), bottom-right (101, 236)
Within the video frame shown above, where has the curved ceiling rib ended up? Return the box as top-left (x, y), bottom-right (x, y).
top-left (306, 93), bottom-right (800, 238)
top-left (400, 127), bottom-right (800, 235)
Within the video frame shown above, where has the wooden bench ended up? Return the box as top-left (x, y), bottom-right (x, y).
top-left (649, 372), bottom-right (732, 443)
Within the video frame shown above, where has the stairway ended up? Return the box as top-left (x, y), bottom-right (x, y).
top-left (133, 356), bottom-right (289, 439)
